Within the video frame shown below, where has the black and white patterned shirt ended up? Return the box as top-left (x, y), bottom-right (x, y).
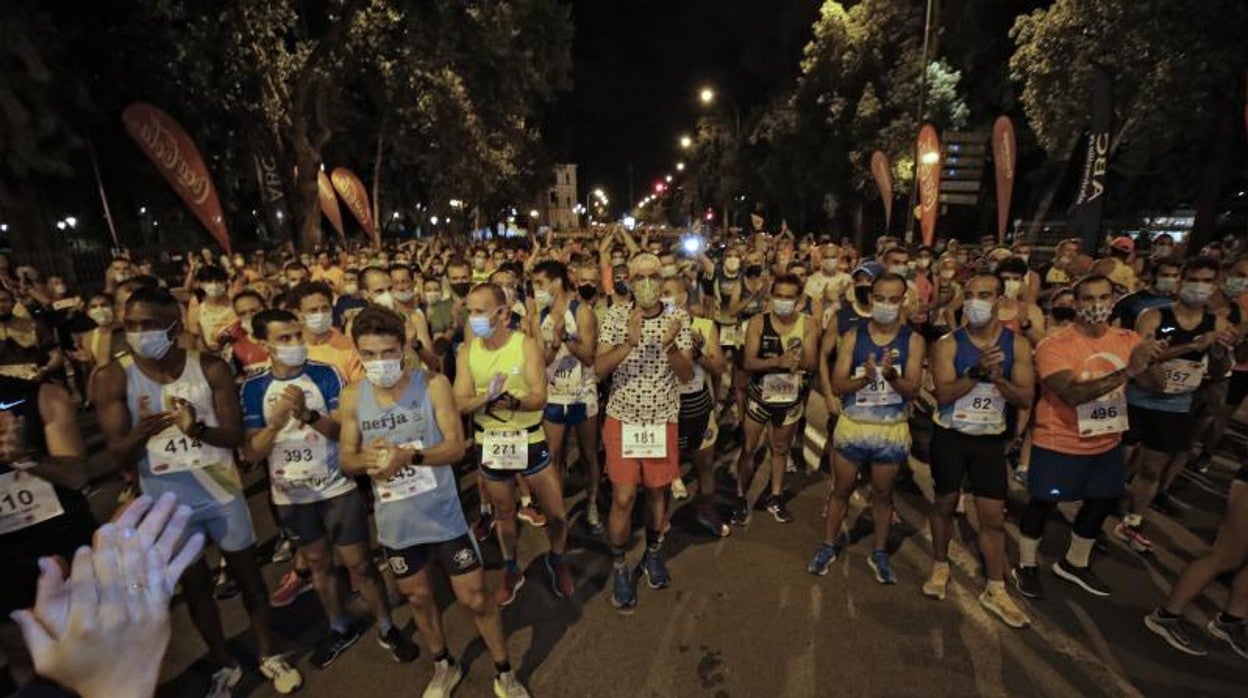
top-left (601, 302), bottom-right (694, 424)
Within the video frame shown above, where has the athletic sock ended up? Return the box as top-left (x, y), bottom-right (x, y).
top-left (295, 567), bottom-right (312, 581)
top-left (985, 579), bottom-right (1005, 593)
top-left (480, 502), bottom-right (493, 517)
top-left (1065, 535), bottom-right (1094, 568)
top-left (1018, 536), bottom-right (1040, 568)
top-left (504, 558), bottom-right (520, 573)
top-left (377, 616), bottom-right (394, 635)
top-left (330, 615), bottom-right (352, 634)
top-left (494, 660), bottom-right (512, 676)
top-left (548, 551), bottom-right (563, 565)
top-left (432, 649), bottom-right (450, 664)
top-left (611, 547), bottom-right (627, 569)
top-left (1218, 612), bottom-right (1245, 625)
top-left (520, 494), bottom-right (533, 508)
top-left (1155, 607), bottom-right (1180, 620)
top-left (645, 528), bottom-right (662, 553)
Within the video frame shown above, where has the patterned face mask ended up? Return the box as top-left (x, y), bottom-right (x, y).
top-left (1076, 301), bottom-right (1112, 325)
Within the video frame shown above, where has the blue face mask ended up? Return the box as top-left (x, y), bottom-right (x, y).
top-left (469, 313), bottom-right (495, 339)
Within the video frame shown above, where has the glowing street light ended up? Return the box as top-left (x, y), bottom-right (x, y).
top-left (699, 87), bottom-right (715, 104)
top-left (430, 215), bottom-right (440, 225)
top-left (529, 209), bottom-right (540, 218)
top-left (654, 182), bottom-right (666, 194)
top-left (676, 162), bottom-right (685, 172)
top-left (679, 135), bottom-right (693, 149)
top-left (921, 151), bottom-right (940, 165)
top-left (664, 175), bottom-right (673, 183)
top-left (64, 216), bottom-right (78, 228)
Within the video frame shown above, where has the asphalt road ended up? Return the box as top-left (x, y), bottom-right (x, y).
top-left (58, 399), bottom-right (1248, 697)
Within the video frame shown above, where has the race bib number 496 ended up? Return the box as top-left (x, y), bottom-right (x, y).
top-left (1077, 389), bottom-right (1129, 436)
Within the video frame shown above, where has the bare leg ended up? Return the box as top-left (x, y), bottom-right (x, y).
top-left (928, 493), bottom-right (959, 563)
top-left (975, 497), bottom-right (1008, 582)
top-left (821, 452), bottom-right (860, 545)
top-left (574, 414), bottom-right (602, 507)
top-left (448, 568), bottom-right (510, 663)
top-left (768, 422), bottom-right (798, 498)
top-left (486, 478), bottom-right (520, 561)
top-left (524, 466), bottom-right (569, 555)
top-left (337, 542), bottom-right (392, 627)
top-left (181, 557), bottom-right (234, 666)
top-left (397, 568), bottom-right (447, 654)
top-left (1162, 481), bottom-right (1248, 615)
top-left (224, 547), bottom-right (278, 657)
top-left (734, 416), bottom-right (767, 499)
top-left (869, 464), bottom-right (900, 552)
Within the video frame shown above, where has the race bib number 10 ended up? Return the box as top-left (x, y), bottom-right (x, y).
top-left (621, 423), bottom-right (667, 459)
top-left (0, 471), bottom-right (64, 535)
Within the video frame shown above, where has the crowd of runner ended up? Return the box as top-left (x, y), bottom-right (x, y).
top-left (1, 226), bottom-right (1246, 697)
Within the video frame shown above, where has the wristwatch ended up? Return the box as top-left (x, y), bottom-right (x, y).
top-left (408, 449), bottom-right (425, 466)
top-left (191, 421), bottom-right (208, 440)
top-left (301, 409), bottom-right (321, 425)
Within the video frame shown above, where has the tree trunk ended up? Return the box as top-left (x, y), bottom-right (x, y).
top-left (1187, 107), bottom-right (1240, 256)
top-left (292, 158), bottom-right (323, 253)
top-left (371, 127), bottom-right (384, 244)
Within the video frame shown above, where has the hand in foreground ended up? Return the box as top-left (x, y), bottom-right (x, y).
top-left (11, 493), bottom-right (204, 698)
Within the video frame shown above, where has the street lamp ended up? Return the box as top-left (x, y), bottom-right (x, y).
top-left (921, 151), bottom-right (940, 165)
top-left (529, 209), bottom-right (540, 219)
top-left (699, 87), bottom-right (715, 105)
top-left (679, 135), bottom-right (693, 150)
top-left (65, 216), bottom-right (78, 228)
top-left (676, 162), bottom-right (685, 172)
top-left (664, 175), bottom-right (673, 183)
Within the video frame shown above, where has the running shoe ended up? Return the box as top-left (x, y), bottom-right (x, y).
top-left (517, 503), bottom-right (547, 527)
top-left (765, 495), bottom-right (794, 524)
top-left (496, 567), bottom-right (525, 607)
top-left (1144, 609), bottom-right (1209, 656)
top-left (696, 503), bottom-right (730, 538)
top-left (1051, 559), bottom-right (1110, 597)
top-left (610, 565), bottom-right (636, 613)
top-left (922, 563), bottom-right (950, 600)
top-left (310, 624), bottom-right (362, 668)
top-left (493, 670), bottom-right (532, 698)
top-left (269, 570), bottom-right (313, 608)
top-left (546, 556), bottom-right (575, 599)
top-left (640, 552), bottom-right (670, 589)
top-left (1207, 615), bottom-right (1248, 659)
top-left (1189, 452), bottom-right (1213, 475)
top-left (979, 586), bottom-right (1029, 628)
top-left (259, 655), bottom-right (303, 695)
top-left (271, 536), bottom-right (295, 564)
top-left (730, 495), bottom-right (750, 527)
top-left (473, 512), bottom-right (496, 542)
top-left (807, 543), bottom-right (838, 576)
top-left (378, 626), bottom-right (419, 663)
top-left (671, 478), bottom-right (689, 500)
top-left (213, 564), bottom-right (238, 600)
top-left (423, 657), bottom-right (463, 698)
top-left (585, 501), bottom-right (604, 535)
top-left (1114, 522), bottom-right (1154, 554)
top-left (868, 550), bottom-right (897, 585)
top-left (205, 665), bottom-right (243, 698)
top-left (1011, 565), bottom-right (1044, 599)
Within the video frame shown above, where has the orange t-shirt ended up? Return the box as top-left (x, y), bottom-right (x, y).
top-left (1033, 324), bottom-right (1141, 455)
top-left (307, 328), bottom-right (364, 384)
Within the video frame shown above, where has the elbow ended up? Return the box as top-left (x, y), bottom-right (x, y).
top-left (445, 434), bottom-right (467, 463)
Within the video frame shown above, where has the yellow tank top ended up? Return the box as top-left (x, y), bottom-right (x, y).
top-left (468, 331), bottom-right (542, 442)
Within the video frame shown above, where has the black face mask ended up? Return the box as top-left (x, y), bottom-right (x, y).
top-left (745, 265), bottom-right (763, 278)
top-left (578, 284), bottom-right (597, 301)
top-left (1050, 306), bottom-right (1077, 322)
top-left (0, 312), bottom-right (11, 323)
top-left (854, 286), bottom-right (871, 305)
top-left (614, 280), bottom-right (630, 296)
top-left (450, 282), bottom-right (471, 298)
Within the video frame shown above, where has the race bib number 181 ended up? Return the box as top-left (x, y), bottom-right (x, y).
top-left (621, 423), bottom-right (667, 459)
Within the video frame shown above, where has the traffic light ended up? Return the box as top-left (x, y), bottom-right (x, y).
top-left (939, 131), bottom-right (988, 207)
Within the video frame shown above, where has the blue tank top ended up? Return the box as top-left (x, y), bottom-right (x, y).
top-left (357, 370), bottom-right (468, 548)
top-left (842, 325), bottom-right (912, 424)
top-left (934, 328), bottom-right (1015, 436)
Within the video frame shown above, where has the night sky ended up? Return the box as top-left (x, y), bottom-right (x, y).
top-left (568, 0), bottom-right (820, 213)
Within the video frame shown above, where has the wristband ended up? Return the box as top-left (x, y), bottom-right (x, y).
top-left (302, 410), bottom-right (321, 425)
top-left (191, 421), bottom-right (208, 440)
top-left (408, 449), bottom-right (424, 466)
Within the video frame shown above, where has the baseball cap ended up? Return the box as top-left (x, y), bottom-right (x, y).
top-left (852, 261), bottom-right (884, 280)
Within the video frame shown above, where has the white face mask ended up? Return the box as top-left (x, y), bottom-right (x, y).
top-left (343, 283), bottom-right (359, 296)
top-left (273, 343), bottom-right (308, 367)
top-left (201, 282), bottom-right (226, 299)
top-left (372, 291), bottom-right (395, 309)
top-left (424, 291), bottom-right (442, 305)
top-left (87, 307), bottom-right (114, 326)
top-left (304, 311), bottom-right (332, 335)
top-left (534, 289), bottom-right (554, 308)
top-left (872, 302), bottom-right (900, 325)
top-left (964, 298), bottom-right (995, 327)
top-left (822, 259), bottom-right (838, 274)
top-left (660, 264), bottom-right (678, 278)
top-left (1003, 279), bottom-right (1023, 299)
top-left (392, 289), bottom-right (415, 303)
top-left (364, 358), bottom-right (403, 388)
top-left (126, 327), bottom-right (174, 361)
top-left (772, 298), bottom-right (797, 317)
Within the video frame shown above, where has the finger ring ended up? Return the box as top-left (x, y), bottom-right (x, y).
top-left (128, 581), bottom-right (145, 591)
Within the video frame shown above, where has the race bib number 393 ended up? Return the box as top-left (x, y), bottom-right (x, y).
top-left (273, 432), bottom-right (330, 480)
top-left (0, 471), bottom-right (64, 535)
top-left (621, 423), bottom-right (667, 459)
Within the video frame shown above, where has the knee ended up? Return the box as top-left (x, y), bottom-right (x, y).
top-left (493, 498), bottom-right (518, 521)
top-left (303, 551), bottom-right (333, 575)
top-left (403, 585), bottom-right (435, 610)
top-left (344, 560), bottom-right (376, 585)
top-left (461, 587), bottom-right (492, 615)
top-left (870, 482), bottom-right (893, 500)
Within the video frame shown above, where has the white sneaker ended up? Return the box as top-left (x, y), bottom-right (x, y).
top-left (671, 478), bottom-right (689, 500)
top-left (423, 658), bottom-right (464, 698)
top-left (259, 655), bottom-right (303, 695)
top-left (205, 665), bottom-right (243, 698)
top-left (493, 671), bottom-right (531, 698)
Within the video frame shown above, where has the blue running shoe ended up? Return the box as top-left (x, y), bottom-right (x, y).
top-left (808, 543), bottom-right (838, 576)
top-left (869, 550), bottom-right (897, 585)
top-left (610, 566), bottom-right (636, 614)
top-left (641, 552), bottom-right (670, 590)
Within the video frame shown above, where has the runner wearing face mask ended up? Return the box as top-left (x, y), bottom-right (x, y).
top-left (454, 283), bottom-right (571, 604)
top-left (186, 266), bottom-right (236, 355)
top-left (925, 273), bottom-right (1034, 628)
top-left (333, 268), bottom-right (368, 329)
top-left (1189, 256), bottom-right (1248, 474)
top-left (1110, 258), bottom-right (1180, 329)
top-left (339, 307), bottom-right (531, 698)
top-left (242, 309), bottom-right (417, 667)
top-left (93, 287), bottom-right (303, 695)
top-left (1012, 275), bottom-right (1165, 600)
top-left (732, 275), bottom-right (819, 526)
top-left (291, 282), bottom-right (364, 384)
top-left (810, 272), bottom-right (925, 582)
top-left (1117, 258), bottom-right (1231, 553)
top-left (360, 267), bottom-right (441, 372)
top-left (994, 258), bottom-right (1045, 346)
top-left (227, 290), bottom-right (271, 379)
